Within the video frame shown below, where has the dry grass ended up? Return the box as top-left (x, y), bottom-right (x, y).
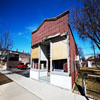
top-left (80, 67), bottom-right (100, 75)
top-left (0, 72), bottom-right (13, 85)
top-left (86, 79), bottom-right (100, 98)
top-left (74, 67), bottom-right (100, 99)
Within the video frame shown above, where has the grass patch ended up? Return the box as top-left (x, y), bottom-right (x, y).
top-left (80, 67), bottom-right (100, 75)
top-left (0, 72), bottom-right (13, 85)
top-left (74, 67), bottom-right (100, 99)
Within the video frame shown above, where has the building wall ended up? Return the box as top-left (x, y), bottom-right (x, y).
top-left (19, 57), bottom-right (29, 64)
top-left (7, 61), bottom-right (19, 68)
top-left (19, 53), bottom-right (30, 64)
top-left (6, 51), bottom-right (30, 68)
top-left (50, 73), bottom-right (72, 90)
top-left (32, 12), bottom-right (69, 46)
top-left (88, 61), bottom-right (93, 68)
top-left (69, 27), bottom-right (79, 88)
top-left (31, 10), bottom-right (79, 89)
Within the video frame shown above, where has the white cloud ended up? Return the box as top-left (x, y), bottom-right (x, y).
top-left (18, 32), bottom-right (24, 36)
top-left (26, 25), bottom-right (38, 32)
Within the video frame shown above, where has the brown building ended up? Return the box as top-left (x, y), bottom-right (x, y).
top-left (30, 10), bottom-right (80, 90)
top-left (7, 50), bottom-right (30, 68)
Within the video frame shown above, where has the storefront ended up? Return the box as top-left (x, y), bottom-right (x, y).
top-left (30, 10), bottom-right (79, 90)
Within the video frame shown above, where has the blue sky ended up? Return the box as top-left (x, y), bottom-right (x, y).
top-left (0, 0), bottom-right (99, 58)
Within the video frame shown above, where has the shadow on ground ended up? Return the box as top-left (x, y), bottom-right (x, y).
top-left (75, 83), bottom-right (89, 100)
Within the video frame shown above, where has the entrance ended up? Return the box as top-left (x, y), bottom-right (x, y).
top-left (39, 41), bottom-right (50, 83)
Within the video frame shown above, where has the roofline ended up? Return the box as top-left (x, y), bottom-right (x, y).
top-left (7, 50), bottom-right (30, 55)
top-left (32, 10), bottom-right (69, 34)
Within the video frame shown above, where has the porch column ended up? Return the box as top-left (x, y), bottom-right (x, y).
top-left (32, 59), bottom-right (34, 69)
top-left (46, 60), bottom-right (49, 75)
top-left (38, 45), bottom-right (41, 79)
top-left (30, 48), bottom-right (33, 69)
top-left (66, 32), bottom-right (70, 75)
top-left (50, 41), bottom-right (52, 72)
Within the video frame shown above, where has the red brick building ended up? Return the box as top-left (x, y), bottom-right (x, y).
top-left (30, 10), bottom-right (80, 90)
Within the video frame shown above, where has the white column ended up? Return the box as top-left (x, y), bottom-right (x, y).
top-left (66, 32), bottom-right (70, 75)
top-left (50, 41), bottom-right (52, 72)
top-left (46, 60), bottom-right (48, 69)
top-left (30, 48), bottom-right (33, 69)
top-left (38, 45), bottom-right (41, 79)
top-left (32, 60), bottom-right (34, 69)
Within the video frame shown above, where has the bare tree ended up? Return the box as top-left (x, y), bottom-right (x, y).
top-left (0, 32), bottom-right (13, 55)
top-left (71, 0), bottom-right (100, 50)
top-left (78, 45), bottom-right (85, 60)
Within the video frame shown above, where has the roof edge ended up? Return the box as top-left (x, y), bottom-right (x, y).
top-left (32, 10), bottom-right (69, 34)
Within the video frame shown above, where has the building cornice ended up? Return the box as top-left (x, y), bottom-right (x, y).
top-left (32, 10), bottom-right (69, 34)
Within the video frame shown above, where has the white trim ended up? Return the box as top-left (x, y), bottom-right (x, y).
top-left (50, 41), bottom-right (52, 72)
top-left (42, 32), bottom-right (67, 41)
top-left (42, 33), bottom-right (60, 41)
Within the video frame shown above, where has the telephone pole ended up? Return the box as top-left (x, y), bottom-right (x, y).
top-left (93, 45), bottom-right (97, 67)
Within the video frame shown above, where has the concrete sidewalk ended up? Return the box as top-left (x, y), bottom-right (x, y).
top-left (0, 69), bottom-right (93, 100)
top-left (0, 82), bottom-right (41, 100)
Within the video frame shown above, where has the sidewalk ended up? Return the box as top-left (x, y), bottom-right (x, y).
top-left (0, 82), bottom-right (41, 100)
top-left (0, 69), bottom-right (93, 100)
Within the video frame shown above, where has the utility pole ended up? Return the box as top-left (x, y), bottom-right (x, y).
top-left (93, 45), bottom-right (97, 67)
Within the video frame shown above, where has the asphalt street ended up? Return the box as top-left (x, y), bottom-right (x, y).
top-left (8, 68), bottom-right (30, 77)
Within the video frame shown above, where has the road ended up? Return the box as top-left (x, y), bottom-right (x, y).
top-left (8, 68), bottom-right (30, 77)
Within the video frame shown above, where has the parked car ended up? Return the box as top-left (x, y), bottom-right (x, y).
top-left (26, 63), bottom-right (31, 68)
top-left (17, 63), bottom-right (27, 69)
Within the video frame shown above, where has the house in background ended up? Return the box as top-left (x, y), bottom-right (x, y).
top-left (87, 55), bottom-right (100, 68)
top-left (19, 51), bottom-right (30, 65)
top-left (87, 57), bottom-right (94, 68)
top-left (0, 50), bottom-right (30, 68)
top-left (0, 50), bottom-right (8, 66)
top-left (30, 10), bottom-right (80, 90)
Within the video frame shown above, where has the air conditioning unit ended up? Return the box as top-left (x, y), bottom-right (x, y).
top-left (75, 55), bottom-right (79, 61)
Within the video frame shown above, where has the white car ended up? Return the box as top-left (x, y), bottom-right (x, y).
top-left (26, 63), bottom-right (31, 68)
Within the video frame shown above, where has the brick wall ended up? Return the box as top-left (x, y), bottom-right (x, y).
top-left (32, 13), bottom-right (69, 46)
top-left (69, 26), bottom-right (79, 88)
top-left (31, 10), bottom-right (79, 88)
